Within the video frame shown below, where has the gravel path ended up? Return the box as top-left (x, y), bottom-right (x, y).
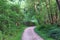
top-left (22, 27), bottom-right (44, 40)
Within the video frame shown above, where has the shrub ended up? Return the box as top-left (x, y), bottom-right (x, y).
top-left (48, 28), bottom-right (60, 40)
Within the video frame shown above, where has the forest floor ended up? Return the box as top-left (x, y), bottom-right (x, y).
top-left (22, 26), bottom-right (44, 40)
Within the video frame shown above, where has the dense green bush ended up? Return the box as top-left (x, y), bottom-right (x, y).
top-left (35, 24), bottom-right (60, 40)
top-left (0, 0), bottom-right (24, 35)
top-left (48, 27), bottom-right (60, 40)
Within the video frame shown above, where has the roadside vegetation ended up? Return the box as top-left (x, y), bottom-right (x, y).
top-left (0, 0), bottom-right (60, 40)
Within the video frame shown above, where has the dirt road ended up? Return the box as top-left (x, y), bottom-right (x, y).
top-left (22, 27), bottom-right (44, 40)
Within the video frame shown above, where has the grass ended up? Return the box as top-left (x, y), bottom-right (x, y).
top-left (34, 28), bottom-right (54, 40)
top-left (0, 26), bottom-right (26, 40)
top-left (0, 31), bottom-right (2, 40)
top-left (12, 27), bottom-right (26, 40)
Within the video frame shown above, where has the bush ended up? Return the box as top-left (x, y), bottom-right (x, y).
top-left (48, 28), bottom-right (60, 40)
top-left (0, 0), bottom-right (24, 35)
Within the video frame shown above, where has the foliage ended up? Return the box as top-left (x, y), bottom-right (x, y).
top-left (34, 27), bottom-right (54, 40)
top-left (48, 28), bottom-right (60, 40)
top-left (0, 0), bottom-right (25, 37)
top-left (0, 0), bottom-right (60, 40)
top-left (35, 24), bottom-right (60, 40)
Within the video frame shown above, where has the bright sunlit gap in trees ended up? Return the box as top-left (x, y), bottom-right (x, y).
top-left (7, 0), bottom-right (19, 4)
top-left (20, 0), bottom-right (26, 8)
top-left (7, 0), bottom-right (26, 8)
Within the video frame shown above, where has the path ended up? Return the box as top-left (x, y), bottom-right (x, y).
top-left (22, 26), bottom-right (44, 40)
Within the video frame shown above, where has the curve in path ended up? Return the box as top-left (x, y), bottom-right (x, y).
top-left (22, 26), bottom-right (44, 40)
